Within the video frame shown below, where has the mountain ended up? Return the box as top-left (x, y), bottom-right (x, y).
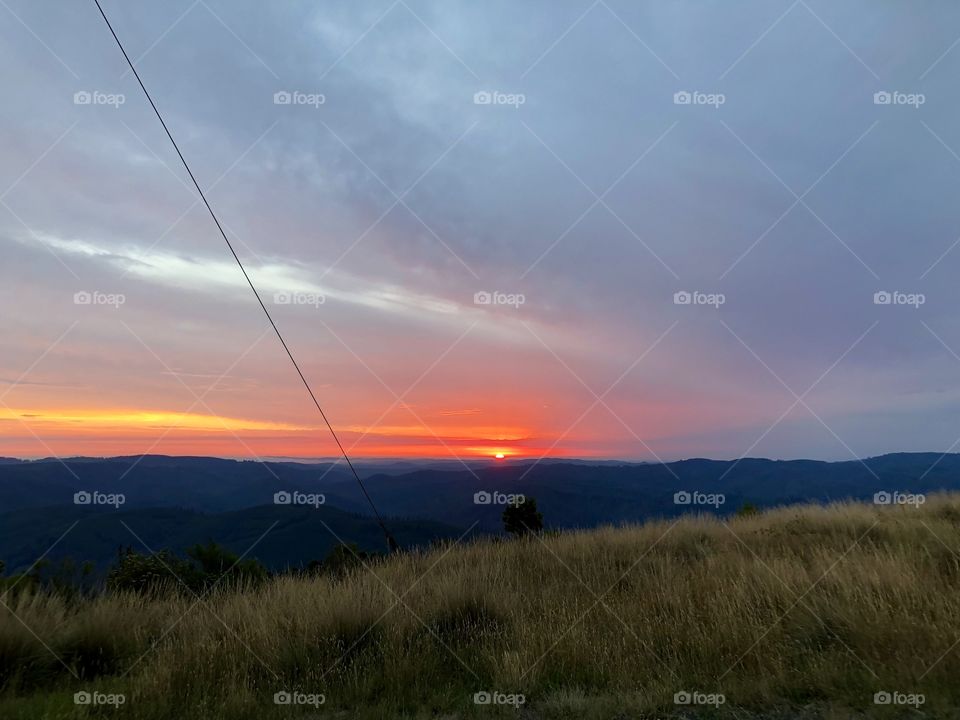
top-left (0, 455), bottom-right (358, 512)
top-left (313, 452), bottom-right (960, 530)
top-left (0, 503), bottom-right (463, 575)
top-left (2, 453), bottom-right (958, 573)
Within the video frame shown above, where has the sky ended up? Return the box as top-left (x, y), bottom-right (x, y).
top-left (2, 0), bottom-right (960, 463)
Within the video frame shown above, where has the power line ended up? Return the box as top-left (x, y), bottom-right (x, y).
top-left (92, 0), bottom-right (399, 553)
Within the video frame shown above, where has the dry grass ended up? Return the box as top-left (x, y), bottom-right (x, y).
top-left (4, 495), bottom-right (960, 718)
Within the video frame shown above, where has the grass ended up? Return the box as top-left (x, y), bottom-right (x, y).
top-left (4, 495), bottom-right (960, 718)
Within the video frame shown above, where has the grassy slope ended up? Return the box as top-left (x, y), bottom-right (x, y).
top-left (4, 496), bottom-right (960, 718)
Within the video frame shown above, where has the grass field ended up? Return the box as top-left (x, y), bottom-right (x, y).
top-left (4, 495), bottom-right (960, 718)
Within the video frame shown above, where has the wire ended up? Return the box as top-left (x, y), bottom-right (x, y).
top-left (92, 0), bottom-right (399, 554)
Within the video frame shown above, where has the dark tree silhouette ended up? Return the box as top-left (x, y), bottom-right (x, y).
top-left (502, 497), bottom-right (543, 537)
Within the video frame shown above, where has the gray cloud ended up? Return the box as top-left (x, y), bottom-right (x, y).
top-left (3, 0), bottom-right (960, 459)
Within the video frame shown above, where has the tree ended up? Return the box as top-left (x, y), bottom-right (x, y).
top-left (186, 540), bottom-right (267, 589)
top-left (106, 542), bottom-right (267, 596)
top-left (106, 548), bottom-right (198, 595)
top-left (319, 543), bottom-right (371, 579)
top-left (502, 497), bottom-right (543, 537)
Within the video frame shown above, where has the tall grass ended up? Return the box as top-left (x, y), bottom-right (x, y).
top-left (4, 495), bottom-right (960, 718)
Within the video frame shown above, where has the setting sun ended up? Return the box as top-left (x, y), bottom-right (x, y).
top-left (495, 452), bottom-right (505, 459)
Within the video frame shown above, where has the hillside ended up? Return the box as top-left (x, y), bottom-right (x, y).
top-left (3, 453), bottom-right (960, 534)
top-left (0, 504), bottom-right (464, 575)
top-left (3, 495), bottom-right (960, 718)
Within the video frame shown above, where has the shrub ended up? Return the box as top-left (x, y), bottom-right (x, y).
top-left (186, 541), bottom-right (267, 590)
top-left (106, 543), bottom-right (267, 596)
top-left (502, 496), bottom-right (543, 536)
top-left (106, 548), bottom-right (199, 596)
top-left (318, 543), bottom-right (372, 579)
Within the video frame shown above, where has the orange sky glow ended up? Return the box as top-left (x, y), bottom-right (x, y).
top-left (0, 405), bottom-right (612, 460)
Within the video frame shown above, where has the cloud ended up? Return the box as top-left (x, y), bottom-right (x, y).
top-left (3, 0), bottom-right (960, 459)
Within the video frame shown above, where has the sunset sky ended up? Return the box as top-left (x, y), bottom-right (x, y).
top-left (3, 1), bottom-right (960, 462)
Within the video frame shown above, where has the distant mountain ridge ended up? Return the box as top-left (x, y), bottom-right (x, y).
top-left (2, 452), bottom-right (958, 575)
